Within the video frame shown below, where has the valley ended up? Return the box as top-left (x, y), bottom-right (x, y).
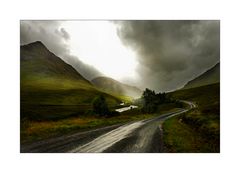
top-left (20, 41), bottom-right (220, 153)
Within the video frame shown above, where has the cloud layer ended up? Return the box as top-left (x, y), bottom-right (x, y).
top-left (20, 20), bottom-right (102, 80)
top-left (116, 20), bottom-right (220, 91)
top-left (20, 20), bottom-right (220, 92)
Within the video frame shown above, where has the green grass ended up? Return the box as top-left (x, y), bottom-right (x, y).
top-left (163, 112), bottom-right (219, 152)
top-left (163, 83), bottom-right (220, 152)
top-left (156, 102), bottom-right (184, 113)
top-left (21, 76), bottom-right (123, 121)
top-left (21, 89), bottom-right (121, 121)
top-left (21, 112), bottom-right (155, 144)
top-left (94, 87), bottom-right (136, 104)
top-left (110, 93), bottom-right (134, 103)
top-left (21, 102), bottom-right (183, 144)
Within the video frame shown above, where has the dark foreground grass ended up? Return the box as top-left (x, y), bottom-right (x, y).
top-left (163, 113), bottom-right (219, 152)
top-left (21, 84), bottom-right (122, 121)
top-left (163, 83), bottom-right (220, 152)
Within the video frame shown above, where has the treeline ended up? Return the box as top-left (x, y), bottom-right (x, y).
top-left (141, 88), bottom-right (181, 113)
top-left (141, 88), bottom-right (167, 113)
top-left (92, 88), bottom-right (182, 117)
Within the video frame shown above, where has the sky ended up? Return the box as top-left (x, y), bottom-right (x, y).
top-left (20, 20), bottom-right (220, 92)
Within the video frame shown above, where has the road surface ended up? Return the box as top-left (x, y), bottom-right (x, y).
top-left (21, 101), bottom-right (195, 153)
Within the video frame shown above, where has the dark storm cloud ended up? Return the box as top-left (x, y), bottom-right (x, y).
top-left (116, 20), bottom-right (220, 91)
top-left (20, 20), bottom-right (102, 80)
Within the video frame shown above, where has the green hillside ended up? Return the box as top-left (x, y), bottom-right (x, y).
top-left (183, 63), bottom-right (220, 89)
top-left (91, 76), bottom-right (142, 99)
top-left (163, 83), bottom-right (220, 152)
top-left (21, 41), bottom-right (121, 121)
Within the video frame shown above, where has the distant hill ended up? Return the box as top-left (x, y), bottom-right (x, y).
top-left (91, 77), bottom-right (142, 98)
top-left (183, 63), bottom-right (220, 89)
top-left (20, 41), bottom-right (120, 120)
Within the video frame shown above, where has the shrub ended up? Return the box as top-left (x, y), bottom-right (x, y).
top-left (92, 95), bottom-right (109, 116)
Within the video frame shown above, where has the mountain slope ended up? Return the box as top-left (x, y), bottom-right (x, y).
top-left (20, 41), bottom-right (120, 120)
top-left (21, 41), bottom-right (91, 85)
top-left (183, 63), bottom-right (220, 89)
top-left (91, 76), bottom-right (142, 98)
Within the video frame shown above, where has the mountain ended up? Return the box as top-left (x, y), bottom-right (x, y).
top-left (91, 76), bottom-right (142, 98)
top-left (21, 41), bottom-right (91, 84)
top-left (183, 62), bottom-right (220, 89)
top-left (20, 41), bottom-right (120, 120)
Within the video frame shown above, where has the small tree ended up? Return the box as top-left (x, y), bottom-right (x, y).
top-left (92, 95), bottom-right (109, 116)
top-left (142, 88), bottom-right (158, 113)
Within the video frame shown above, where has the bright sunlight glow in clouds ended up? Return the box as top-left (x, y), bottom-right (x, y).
top-left (21, 20), bottom-right (219, 91)
top-left (62, 21), bottom-right (138, 80)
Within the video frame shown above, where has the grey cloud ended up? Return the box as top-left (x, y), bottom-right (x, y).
top-left (20, 20), bottom-right (102, 80)
top-left (61, 54), bottom-right (103, 80)
top-left (55, 28), bottom-right (70, 40)
top-left (116, 20), bottom-right (220, 91)
top-left (20, 21), bottom-right (70, 56)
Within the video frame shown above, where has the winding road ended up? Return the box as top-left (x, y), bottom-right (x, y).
top-left (21, 101), bottom-right (196, 153)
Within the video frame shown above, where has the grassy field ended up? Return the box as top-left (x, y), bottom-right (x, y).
top-left (163, 83), bottom-right (220, 152)
top-left (20, 77), bottom-right (126, 145)
top-left (21, 76), bottom-right (122, 121)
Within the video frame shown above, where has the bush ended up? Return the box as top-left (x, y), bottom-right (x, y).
top-left (92, 95), bottom-right (109, 116)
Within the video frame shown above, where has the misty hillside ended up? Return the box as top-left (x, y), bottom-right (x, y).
top-left (183, 63), bottom-right (220, 89)
top-left (21, 41), bottom-right (91, 85)
top-left (91, 76), bottom-right (142, 98)
top-left (20, 41), bottom-right (120, 120)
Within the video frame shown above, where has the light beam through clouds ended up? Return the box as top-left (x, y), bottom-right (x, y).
top-left (62, 21), bottom-right (138, 80)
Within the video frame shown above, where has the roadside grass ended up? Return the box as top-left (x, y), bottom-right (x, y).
top-left (21, 102), bottom-right (183, 144)
top-left (156, 103), bottom-right (184, 114)
top-left (163, 83), bottom-right (220, 152)
top-left (21, 113), bottom-right (155, 144)
top-left (163, 113), bottom-right (219, 152)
